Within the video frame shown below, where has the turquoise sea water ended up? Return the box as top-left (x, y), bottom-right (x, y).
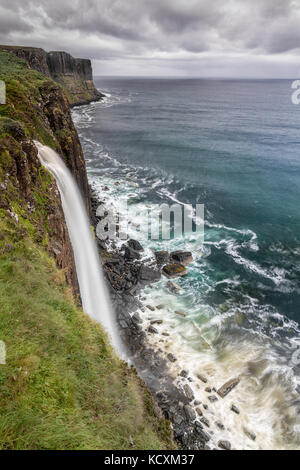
top-left (73, 78), bottom-right (300, 449)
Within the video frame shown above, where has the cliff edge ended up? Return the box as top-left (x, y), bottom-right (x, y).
top-left (0, 45), bottom-right (104, 106)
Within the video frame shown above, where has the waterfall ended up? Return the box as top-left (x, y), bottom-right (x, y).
top-left (35, 142), bottom-right (123, 356)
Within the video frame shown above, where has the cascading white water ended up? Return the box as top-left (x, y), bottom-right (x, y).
top-left (35, 142), bottom-right (123, 356)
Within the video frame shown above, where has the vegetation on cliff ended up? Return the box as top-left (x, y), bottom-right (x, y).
top-left (0, 51), bottom-right (174, 450)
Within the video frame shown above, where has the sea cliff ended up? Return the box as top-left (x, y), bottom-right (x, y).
top-left (0, 49), bottom-right (173, 450)
top-left (0, 45), bottom-right (104, 106)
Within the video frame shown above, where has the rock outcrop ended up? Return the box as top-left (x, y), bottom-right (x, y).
top-left (0, 45), bottom-right (103, 106)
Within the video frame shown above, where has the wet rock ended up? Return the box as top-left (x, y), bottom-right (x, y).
top-left (154, 251), bottom-right (169, 266)
top-left (200, 417), bottom-right (210, 428)
top-left (194, 400), bottom-right (202, 406)
top-left (218, 377), bottom-right (240, 398)
top-left (166, 281), bottom-right (182, 294)
top-left (103, 186), bottom-right (109, 191)
top-left (156, 304), bottom-right (164, 310)
top-left (196, 407), bottom-right (203, 417)
top-left (163, 263), bottom-right (188, 279)
top-left (146, 305), bottom-right (155, 311)
top-left (205, 387), bottom-right (212, 393)
top-left (132, 313), bottom-right (143, 324)
top-left (127, 239), bottom-right (144, 252)
top-left (231, 405), bottom-right (240, 414)
top-left (243, 428), bottom-right (256, 441)
top-left (203, 404), bottom-right (208, 410)
top-left (183, 384), bottom-right (194, 401)
top-left (150, 319), bottom-right (163, 325)
top-left (208, 395), bottom-right (218, 403)
top-left (170, 251), bottom-right (193, 266)
top-left (180, 370), bottom-right (189, 378)
top-left (197, 374), bottom-right (208, 384)
top-left (138, 265), bottom-right (161, 284)
top-left (148, 326), bottom-right (158, 334)
top-left (183, 405), bottom-right (196, 422)
top-left (114, 181), bottom-right (120, 186)
top-left (196, 428), bottom-right (211, 443)
top-left (175, 311), bottom-right (186, 318)
top-left (124, 245), bottom-right (141, 261)
top-left (167, 353), bottom-right (177, 363)
top-left (216, 422), bottom-right (225, 431)
top-left (218, 440), bottom-right (231, 450)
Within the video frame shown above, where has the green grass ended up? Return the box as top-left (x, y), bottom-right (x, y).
top-left (0, 215), bottom-right (174, 450)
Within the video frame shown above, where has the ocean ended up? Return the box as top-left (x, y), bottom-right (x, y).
top-left (72, 77), bottom-right (300, 450)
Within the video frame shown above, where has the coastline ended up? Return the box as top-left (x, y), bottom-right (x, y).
top-left (89, 185), bottom-right (234, 451)
top-left (73, 84), bottom-right (300, 452)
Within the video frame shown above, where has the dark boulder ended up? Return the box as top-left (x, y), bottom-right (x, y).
top-left (138, 265), bottom-right (161, 284)
top-left (170, 251), bottom-right (193, 266)
top-left (218, 440), bottom-right (231, 450)
top-left (217, 377), bottom-right (240, 398)
top-left (163, 263), bottom-right (187, 279)
top-left (154, 251), bottom-right (169, 266)
top-left (123, 245), bottom-right (141, 261)
top-left (127, 239), bottom-right (144, 252)
top-left (183, 405), bottom-right (196, 422)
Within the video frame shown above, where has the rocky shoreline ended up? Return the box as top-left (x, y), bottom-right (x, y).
top-left (90, 188), bottom-right (238, 451)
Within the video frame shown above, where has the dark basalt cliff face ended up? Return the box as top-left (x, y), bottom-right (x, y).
top-left (0, 45), bottom-right (103, 106)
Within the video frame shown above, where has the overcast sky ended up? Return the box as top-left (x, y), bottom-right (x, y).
top-left (1, 0), bottom-right (300, 77)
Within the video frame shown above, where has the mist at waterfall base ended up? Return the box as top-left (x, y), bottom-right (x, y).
top-left (35, 142), bottom-right (123, 356)
top-left (71, 78), bottom-right (300, 450)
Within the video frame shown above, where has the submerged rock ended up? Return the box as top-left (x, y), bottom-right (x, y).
top-left (166, 280), bottom-right (182, 294)
top-left (175, 311), bottom-right (186, 318)
top-left (218, 377), bottom-right (240, 398)
top-left (163, 263), bottom-right (187, 279)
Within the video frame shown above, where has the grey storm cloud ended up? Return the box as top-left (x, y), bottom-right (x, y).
top-left (1, 0), bottom-right (300, 76)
